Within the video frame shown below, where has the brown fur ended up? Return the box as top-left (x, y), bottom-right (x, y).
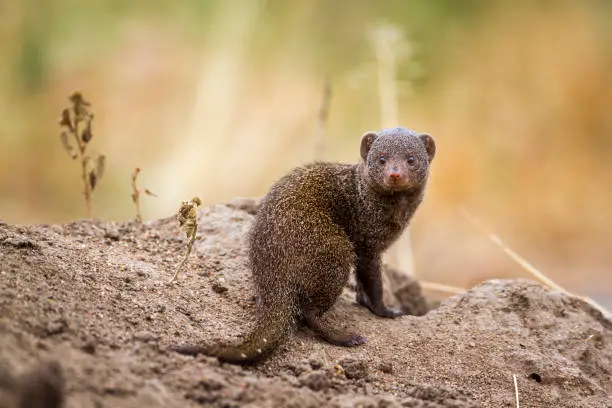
top-left (171, 127), bottom-right (436, 365)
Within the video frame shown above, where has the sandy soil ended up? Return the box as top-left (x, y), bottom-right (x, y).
top-left (0, 199), bottom-right (610, 408)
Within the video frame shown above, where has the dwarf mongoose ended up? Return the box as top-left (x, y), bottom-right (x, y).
top-left (172, 127), bottom-right (436, 365)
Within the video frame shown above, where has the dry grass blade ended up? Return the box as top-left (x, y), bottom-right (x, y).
top-left (460, 207), bottom-right (612, 321)
top-left (314, 78), bottom-right (331, 160)
top-left (460, 207), bottom-right (568, 295)
top-left (513, 374), bottom-right (520, 408)
top-left (419, 281), bottom-right (466, 295)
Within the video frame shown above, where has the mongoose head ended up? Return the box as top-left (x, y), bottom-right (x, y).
top-left (360, 127), bottom-right (435, 194)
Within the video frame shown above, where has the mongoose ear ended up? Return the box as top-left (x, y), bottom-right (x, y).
top-left (360, 132), bottom-right (378, 161)
top-left (419, 133), bottom-right (436, 162)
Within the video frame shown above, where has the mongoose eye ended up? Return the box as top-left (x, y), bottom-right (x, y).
top-left (379, 156), bottom-right (387, 165)
top-left (407, 155), bottom-right (415, 164)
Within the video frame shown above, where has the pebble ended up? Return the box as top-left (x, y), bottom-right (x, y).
top-left (104, 230), bottom-right (120, 241)
top-left (338, 356), bottom-right (369, 380)
top-left (211, 277), bottom-right (229, 294)
top-left (299, 370), bottom-right (330, 391)
top-left (133, 331), bottom-right (157, 342)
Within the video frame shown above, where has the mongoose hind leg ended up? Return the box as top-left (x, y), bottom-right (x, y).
top-left (356, 253), bottom-right (404, 318)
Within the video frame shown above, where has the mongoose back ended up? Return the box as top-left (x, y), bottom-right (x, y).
top-left (172, 127), bottom-right (436, 365)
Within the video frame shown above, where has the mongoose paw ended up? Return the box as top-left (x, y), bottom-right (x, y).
top-left (331, 333), bottom-right (367, 347)
top-left (344, 334), bottom-right (367, 347)
top-left (371, 306), bottom-right (405, 318)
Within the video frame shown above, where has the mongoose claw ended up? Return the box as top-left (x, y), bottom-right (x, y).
top-left (345, 334), bottom-right (367, 346)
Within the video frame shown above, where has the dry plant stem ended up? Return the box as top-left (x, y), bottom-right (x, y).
top-left (460, 207), bottom-right (612, 321)
top-left (513, 374), bottom-right (520, 408)
top-left (419, 281), bottom-right (466, 295)
top-left (369, 24), bottom-right (415, 277)
top-left (73, 119), bottom-right (92, 219)
top-left (314, 79), bottom-right (331, 160)
top-left (131, 169), bottom-right (142, 223)
top-left (169, 228), bottom-right (196, 283)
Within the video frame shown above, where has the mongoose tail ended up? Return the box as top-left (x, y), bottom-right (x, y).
top-left (171, 300), bottom-right (294, 366)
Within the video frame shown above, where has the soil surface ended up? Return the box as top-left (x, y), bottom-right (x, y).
top-left (0, 198), bottom-right (610, 408)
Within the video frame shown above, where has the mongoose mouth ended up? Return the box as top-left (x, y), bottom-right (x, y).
top-left (383, 177), bottom-right (413, 191)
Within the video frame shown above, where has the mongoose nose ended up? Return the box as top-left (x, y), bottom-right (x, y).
top-left (389, 172), bottom-right (401, 180)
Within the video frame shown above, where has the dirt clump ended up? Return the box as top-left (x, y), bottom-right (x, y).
top-left (0, 200), bottom-right (610, 407)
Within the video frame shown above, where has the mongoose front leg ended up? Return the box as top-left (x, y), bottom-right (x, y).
top-left (355, 253), bottom-right (404, 318)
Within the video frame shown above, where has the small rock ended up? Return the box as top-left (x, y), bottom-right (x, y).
top-left (133, 331), bottom-right (157, 342)
top-left (198, 372), bottom-right (227, 391)
top-left (104, 230), bottom-right (120, 241)
top-left (338, 356), bottom-right (369, 380)
top-left (81, 340), bottom-right (96, 355)
top-left (299, 370), bottom-right (330, 391)
top-left (285, 361), bottom-right (311, 376)
top-left (378, 361), bottom-right (394, 374)
top-left (377, 395), bottom-right (403, 408)
top-left (46, 320), bottom-right (66, 336)
top-left (3, 238), bottom-right (39, 250)
top-left (308, 356), bottom-right (325, 370)
top-left (211, 277), bottom-right (229, 294)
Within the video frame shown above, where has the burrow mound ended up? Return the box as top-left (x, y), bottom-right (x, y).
top-left (0, 200), bottom-right (610, 408)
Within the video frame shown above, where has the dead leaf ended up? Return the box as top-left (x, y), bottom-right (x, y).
top-left (81, 120), bottom-right (92, 143)
top-left (59, 109), bottom-right (73, 131)
top-left (60, 131), bottom-right (78, 159)
top-left (95, 155), bottom-right (105, 181)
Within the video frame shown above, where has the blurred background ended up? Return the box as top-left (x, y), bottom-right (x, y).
top-left (1, 0), bottom-right (610, 303)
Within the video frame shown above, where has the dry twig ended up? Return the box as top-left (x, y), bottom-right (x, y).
top-left (419, 281), bottom-right (466, 295)
top-left (131, 167), bottom-right (157, 223)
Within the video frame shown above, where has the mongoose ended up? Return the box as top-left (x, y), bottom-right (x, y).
top-left (172, 127), bottom-right (436, 365)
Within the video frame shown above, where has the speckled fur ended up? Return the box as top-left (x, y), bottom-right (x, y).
top-left (172, 127), bottom-right (436, 365)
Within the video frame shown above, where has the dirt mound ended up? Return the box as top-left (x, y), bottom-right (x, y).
top-left (0, 201), bottom-right (610, 407)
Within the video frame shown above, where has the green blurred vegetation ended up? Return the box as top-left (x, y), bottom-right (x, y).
top-left (1, 1), bottom-right (611, 298)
